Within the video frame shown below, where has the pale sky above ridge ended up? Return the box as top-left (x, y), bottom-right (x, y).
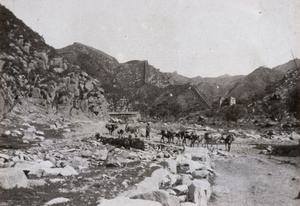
top-left (1, 0), bottom-right (299, 78)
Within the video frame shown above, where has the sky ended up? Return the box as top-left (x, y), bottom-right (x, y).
top-left (1, 0), bottom-right (299, 77)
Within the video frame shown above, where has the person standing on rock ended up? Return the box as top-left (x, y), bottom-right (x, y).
top-left (146, 122), bottom-right (151, 140)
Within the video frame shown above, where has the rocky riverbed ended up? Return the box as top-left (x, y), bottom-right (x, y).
top-left (0, 115), bottom-right (299, 206)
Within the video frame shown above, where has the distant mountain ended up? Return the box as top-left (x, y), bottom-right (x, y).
top-left (217, 74), bottom-right (231, 78)
top-left (225, 67), bottom-right (283, 100)
top-left (225, 59), bottom-right (299, 102)
top-left (190, 76), bottom-right (203, 83)
top-left (57, 43), bottom-right (209, 116)
top-left (165, 71), bottom-right (191, 85)
top-left (56, 41), bottom-right (299, 115)
top-left (273, 58), bottom-right (300, 73)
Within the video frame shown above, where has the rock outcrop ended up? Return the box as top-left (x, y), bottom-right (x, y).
top-left (0, 5), bottom-right (109, 120)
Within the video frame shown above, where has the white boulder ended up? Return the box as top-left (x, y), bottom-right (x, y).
top-left (98, 197), bottom-right (162, 206)
top-left (45, 197), bottom-right (70, 206)
top-left (0, 168), bottom-right (28, 189)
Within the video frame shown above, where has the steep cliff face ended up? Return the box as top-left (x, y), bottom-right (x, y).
top-left (0, 5), bottom-right (109, 120)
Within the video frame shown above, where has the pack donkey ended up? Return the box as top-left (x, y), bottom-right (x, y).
top-left (221, 133), bottom-right (235, 151)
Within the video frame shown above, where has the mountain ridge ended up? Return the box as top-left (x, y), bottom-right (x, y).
top-left (0, 4), bottom-right (298, 122)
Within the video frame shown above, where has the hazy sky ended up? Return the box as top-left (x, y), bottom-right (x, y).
top-left (1, 0), bottom-right (299, 77)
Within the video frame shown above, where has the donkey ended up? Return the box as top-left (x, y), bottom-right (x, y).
top-left (221, 133), bottom-right (235, 151)
top-left (204, 132), bottom-right (221, 150)
top-left (181, 130), bottom-right (203, 147)
top-left (160, 130), bottom-right (175, 143)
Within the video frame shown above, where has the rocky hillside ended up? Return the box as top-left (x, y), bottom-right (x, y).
top-left (0, 5), bottom-right (109, 120)
top-left (190, 60), bottom-right (299, 106)
top-left (56, 35), bottom-right (299, 120)
top-left (227, 67), bottom-right (285, 101)
top-left (226, 59), bottom-right (300, 102)
top-left (57, 44), bottom-right (209, 116)
top-left (248, 65), bottom-right (299, 126)
top-left (56, 42), bottom-right (119, 82)
top-left (1, 4), bottom-right (298, 122)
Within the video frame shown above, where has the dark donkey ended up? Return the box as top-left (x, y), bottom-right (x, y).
top-left (182, 131), bottom-right (203, 147)
top-left (160, 130), bottom-right (174, 143)
top-left (221, 133), bottom-right (235, 151)
top-left (204, 132), bottom-right (221, 150)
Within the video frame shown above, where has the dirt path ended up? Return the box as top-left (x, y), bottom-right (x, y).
top-left (210, 146), bottom-right (300, 206)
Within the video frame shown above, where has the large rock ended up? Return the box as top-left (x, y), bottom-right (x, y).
top-left (173, 185), bottom-right (189, 195)
top-left (81, 150), bottom-right (93, 158)
top-left (42, 168), bottom-right (62, 177)
top-left (181, 174), bottom-right (193, 186)
top-left (151, 168), bottom-right (172, 182)
top-left (98, 196), bottom-right (162, 206)
top-left (39, 160), bottom-right (54, 168)
top-left (59, 165), bottom-right (78, 176)
top-left (180, 203), bottom-right (198, 206)
top-left (131, 190), bottom-right (180, 206)
top-left (265, 120), bottom-right (278, 127)
top-left (22, 132), bottom-right (42, 141)
top-left (134, 177), bottom-right (160, 193)
top-left (14, 161), bottom-right (53, 176)
top-left (291, 132), bottom-right (300, 140)
top-left (125, 168), bottom-right (175, 197)
top-left (85, 81), bottom-right (94, 92)
top-left (41, 165), bottom-right (78, 177)
top-left (0, 153), bottom-right (9, 160)
top-left (27, 125), bottom-right (36, 132)
top-left (187, 180), bottom-right (211, 206)
top-left (106, 154), bottom-right (129, 167)
top-left (177, 159), bottom-right (206, 174)
top-left (192, 170), bottom-right (209, 179)
top-left (183, 148), bottom-right (210, 163)
top-left (31, 87), bottom-right (41, 98)
top-left (191, 154), bottom-right (210, 163)
top-left (35, 51), bottom-right (48, 64)
top-left (0, 168), bottom-right (28, 189)
top-left (53, 67), bottom-right (64, 73)
top-left (165, 159), bottom-right (177, 174)
top-left (68, 157), bottom-right (89, 169)
top-left (177, 161), bottom-right (190, 174)
top-left (45, 197), bottom-right (70, 206)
